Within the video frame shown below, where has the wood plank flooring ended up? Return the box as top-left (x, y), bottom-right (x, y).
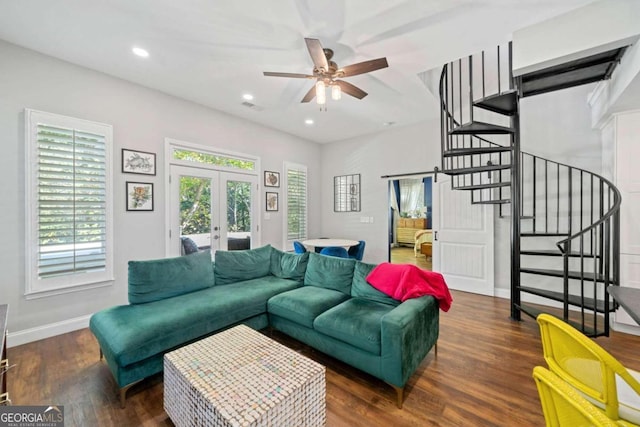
top-left (7, 290), bottom-right (640, 426)
top-left (390, 246), bottom-right (432, 270)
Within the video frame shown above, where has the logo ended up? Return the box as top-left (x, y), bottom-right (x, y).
top-left (0, 405), bottom-right (64, 427)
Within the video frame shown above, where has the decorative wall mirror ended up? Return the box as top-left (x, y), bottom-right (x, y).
top-left (334, 174), bottom-right (361, 212)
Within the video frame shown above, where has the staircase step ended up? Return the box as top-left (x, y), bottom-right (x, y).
top-left (445, 163), bottom-right (511, 176)
top-left (520, 267), bottom-right (607, 282)
top-left (455, 181), bottom-right (511, 191)
top-left (521, 232), bottom-right (569, 237)
top-left (518, 286), bottom-right (614, 313)
top-left (520, 249), bottom-right (599, 258)
top-left (449, 121), bottom-right (515, 135)
top-left (472, 199), bottom-right (511, 205)
top-left (443, 146), bottom-right (512, 157)
top-left (515, 304), bottom-right (605, 337)
top-left (474, 90), bottom-right (518, 116)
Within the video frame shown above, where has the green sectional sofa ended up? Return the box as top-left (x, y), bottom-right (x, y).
top-left (89, 245), bottom-right (440, 408)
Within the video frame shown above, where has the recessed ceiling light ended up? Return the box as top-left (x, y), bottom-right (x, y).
top-left (242, 93), bottom-right (254, 101)
top-left (132, 47), bottom-right (149, 58)
top-left (304, 119), bottom-right (314, 125)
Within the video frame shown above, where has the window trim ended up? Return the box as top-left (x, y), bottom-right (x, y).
top-left (283, 161), bottom-right (308, 250)
top-left (25, 109), bottom-right (114, 298)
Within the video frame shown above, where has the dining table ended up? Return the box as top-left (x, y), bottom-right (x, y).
top-left (302, 238), bottom-right (359, 251)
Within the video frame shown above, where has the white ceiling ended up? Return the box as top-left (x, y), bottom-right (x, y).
top-left (0, 0), bottom-right (594, 143)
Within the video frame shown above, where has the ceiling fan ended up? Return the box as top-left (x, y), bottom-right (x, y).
top-left (263, 38), bottom-right (389, 105)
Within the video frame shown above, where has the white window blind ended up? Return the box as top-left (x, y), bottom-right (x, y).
top-left (284, 162), bottom-right (307, 246)
top-left (26, 109), bottom-right (113, 297)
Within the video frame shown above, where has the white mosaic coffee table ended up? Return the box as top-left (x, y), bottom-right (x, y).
top-left (164, 325), bottom-right (326, 427)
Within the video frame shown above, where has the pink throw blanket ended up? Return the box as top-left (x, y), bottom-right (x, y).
top-left (366, 263), bottom-right (453, 312)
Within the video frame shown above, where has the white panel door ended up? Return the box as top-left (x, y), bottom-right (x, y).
top-left (432, 175), bottom-right (494, 296)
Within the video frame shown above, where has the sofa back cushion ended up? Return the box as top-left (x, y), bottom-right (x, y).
top-left (214, 244), bottom-right (272, 285)
top-left (304, 252), bottom-right (355, 294)
top-left (351, 261), bottom-right (400, 306)
top-left (128, 250), bottom-right (214, 304)
top-left (270, 248), bottom-right (309, 281)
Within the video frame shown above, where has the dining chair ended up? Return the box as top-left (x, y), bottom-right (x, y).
top-left (537, 313), bottom-right (640, 425)
top-left (319, 246), bottom-right (349, 258)
top-left (533, 366), bottom-right (620, 427)
top-left (293, 241), bottom-right (307, 254)
top-left (347, 240), bottom-right (366, 261)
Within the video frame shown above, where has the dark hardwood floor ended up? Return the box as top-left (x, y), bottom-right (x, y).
top-left (8, 290), bottom-right (640, 426)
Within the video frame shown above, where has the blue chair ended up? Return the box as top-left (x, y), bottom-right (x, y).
top-left (293, 241), bottom-right (307, 254)
top-left (319, 246), bottom-right (349, 258)
top-left (347, 240), bottom-right (366, 261)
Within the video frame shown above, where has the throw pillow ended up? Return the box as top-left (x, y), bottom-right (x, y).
top-left (128, 250), bottom-right (214, 304)
top-left (351, 261), bottom-right (400, 306)
top-left (214, 244), bottom-right (272, 285)
top-left (270, 248), bottom-right (309, 281)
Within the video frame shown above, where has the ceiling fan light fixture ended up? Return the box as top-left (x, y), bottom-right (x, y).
top-left (132, 46), bottom-right (149, 58)
top-left (331, 83), bottom-right (341, 100)
top-left (315, 80), bottom-right (326, 105)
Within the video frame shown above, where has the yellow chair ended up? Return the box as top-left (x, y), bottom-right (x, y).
top-left (533, 366), bottom-right (620, 426)
top-left (537, 313), bottom-right (640, 426)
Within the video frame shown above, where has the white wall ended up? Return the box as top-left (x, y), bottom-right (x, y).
top-left (512, 0), bottom-right (640, 76)
top-left (0, 40), bottom-right (321, 343)
top-left (320, 120), bottom-right (441, 264)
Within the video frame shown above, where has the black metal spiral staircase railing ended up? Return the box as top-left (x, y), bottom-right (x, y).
top-left (438, 44), bottom-right (621, 337)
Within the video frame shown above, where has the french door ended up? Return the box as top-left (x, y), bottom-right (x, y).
top-left (167, 165), bottom-right (259, 257)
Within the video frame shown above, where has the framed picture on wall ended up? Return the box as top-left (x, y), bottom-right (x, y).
top-left (266, 192), bottom-right (278, 211)
top-left (122, 149), bottom-right (156, 175)
top-left (264, 171), bottom-right (280, 187)
top-left (126, 182), bottom-right (154, 211)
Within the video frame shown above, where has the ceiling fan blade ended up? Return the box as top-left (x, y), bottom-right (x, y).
top-left (305, 38), bottom-right (329, 72)
top-left (339, 58), bottom-right (389, 77)
top-left (300, 85), bottom-right (316, 103)
top-left (263, 72), bottom-right (314, 79)
top-left (336, 80), bottom-right (368, 99)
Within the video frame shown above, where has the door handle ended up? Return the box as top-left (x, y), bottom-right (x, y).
top-left (434, 231), bottom-right (438, 241)
top-left (213, 235), bottom-right (220, 240)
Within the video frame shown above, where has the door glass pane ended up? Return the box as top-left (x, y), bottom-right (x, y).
top-left (179, 176), bottom-right (212, 252)
top-left (226, 180), bottom-right (251, 251)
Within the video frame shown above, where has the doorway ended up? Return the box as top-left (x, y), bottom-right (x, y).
top-left (388, 177), bottom-right (432, 270)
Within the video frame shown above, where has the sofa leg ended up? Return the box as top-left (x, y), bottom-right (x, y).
top-left (99, 347), bottom-right (103, 360)
top-left (119, 381), bottom-right (141, 409)
top-left (435, 342), bottom-right (438, 358)
top-left (391, 384), bottom-right (404, 409)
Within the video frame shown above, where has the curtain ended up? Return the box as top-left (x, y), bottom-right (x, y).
top-left (389, 183), bottom-right (400, 245)
top-left (399, 179), bottom-right (425, 216)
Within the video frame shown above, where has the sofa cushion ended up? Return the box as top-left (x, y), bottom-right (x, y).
top-left (351, 262), bottom-right (400, 307)
top-left (314, 298), bottom-right (396, 355)
top-left (270, 248), bottom-right (309, 281)
top-left (128, 250), bottom-right (214, 304)
top-left (92, 275), bottom-right (300, 367)
top-left (214, 244), bottom-right (272, 285)
top-left (268, 286), bottom-right (350, 329)
top-left (304, 252), bottom-right (356, 294)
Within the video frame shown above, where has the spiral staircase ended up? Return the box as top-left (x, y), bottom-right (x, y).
top-left (438, 43), bottom-right (623, 337)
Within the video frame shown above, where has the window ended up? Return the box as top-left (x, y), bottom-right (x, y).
top-left (284, 162), bottom-right (307, 249)
top-left (25, 109), bottom-right (113, 297)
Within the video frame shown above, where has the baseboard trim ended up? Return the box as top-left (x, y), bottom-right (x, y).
top-left (7, 314), bottom-right (91, 348)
